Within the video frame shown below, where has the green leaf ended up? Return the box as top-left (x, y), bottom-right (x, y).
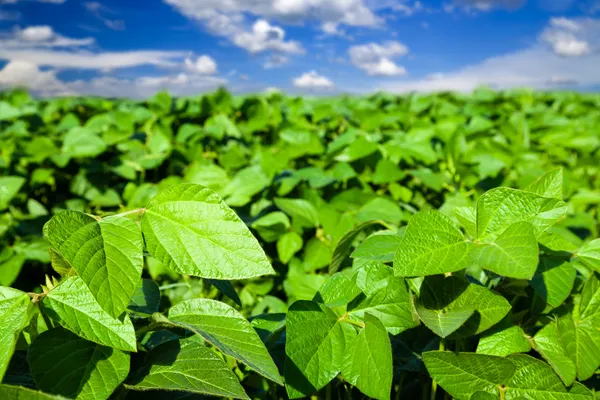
top-left (251, 212), bottom-right (290, 242)
top-left (423, 351), bottom-right (516, 399)
top-left (126, 338), bottom-right (248, 399)
top-left (315, 273), bottom-right (362, 307)
top-left (530, 259), bottom-right (576, 308)
top-left (167, 298), bottom-right (282, 385)
top-left (41, 276), bottom-right (137, 352)
top-left (418, 275), bottom-right (511, 337)
top-left (0, 176), bottom-right (25, 211)
top-left (577, 239), bottom-right (600, 272)
top-left (533, 319), bottom-right (577, 386)
top-left (0, 384), bottom-right (69, 399)
top-left (351, 232), bottom-right (402, 263)
top-left (330, 220), bottom-right (387, 274)
top-left (342, 314), bottom-right (393, 400)
top-left (128, 279), bottom-right (160, 315)
top-left (284, 300), bottom-right (357, 398)
top-left (424, 352), bottom-right (593, 400)
top-left (476, 318), bottom-right (531, 357)
top-left (0, 287), bottom-right (32, 380)
top-left (348, 264), bottom-right (418, 335)
top-left (416, 304), bottom-right (475, 338)
top-left (277, 232), bottom-right (303, 264)
top-left (505, 354), bottom-right (593, 399)
top-left (207, 279), bottom-right (242, 306)
top-left (394, 210), bottom-right (470, 277)
top-left (28, 327), bottom-right (130, 400)
top-left (476, 188), bottom-right (568, 241)
top-left (62, 127), bottom-right (107, 158)
top-left (470, 222), bottom-right (539, 279)
top-left (142, 184), bottom-right (275, 280)
top-left (274, 198), bottom-right (319, 228)
top-left (44, 211), bottom-right (144, 317)
top-left (524, 168), bottom-right (563, 199)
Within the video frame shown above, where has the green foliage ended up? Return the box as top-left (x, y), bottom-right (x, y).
top-left (2, 88), bottom-right (600, 399)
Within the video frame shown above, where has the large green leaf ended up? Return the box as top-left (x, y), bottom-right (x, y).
top-left (476, 188), bottom-right (567, 241)
top-left (141, 184), bottom-right (275, 279)
top-left (416, 303), bottom-right (475, 338)
top-left (315, 273), bottom-right (362, 307)
top-left (418, 275), bottom-right (511, 337)
top-left (577, 239), bottom-right (600, 272)
top-left (476, 319), bottom-right (531, 357)
top-left (530, 258), bottom-right (576, 308)
top-left (0, 384), bottom-right (68, 399)
top-left (41, 276), bottom-right (137, 351)
top-left (505, 354), bottom-right (593, 399)
top-left (348, 263), bottom-right (419, 334)
top-left (533, 319), bottom-right (577, 386)
top-left (285, 300), bottom-right (357, 398)
top-left (44, 211), bottom-right (143, 317)
top-left (524, 168), bottom-right (563, 199)
top-left (423, 351), bottom-right (515, 399)
top-left (342, 314), bottom-right (392, 400)
top-left (167, 298), bottom-right (282, 385)
top-left (28, 327), bottom-right (130, 400)
top-left (126, 338), bottom-right (248, 399)
top-left (351, 232), bottom-right (402, 263)
top-left (470, 222), bottom-right (539, 279)
top-left (424, 352), bottom-right (593, 400)
top-left (394, 211), bottom-right (470, 277)
top-left (0, 287), bottom-right (32, 380)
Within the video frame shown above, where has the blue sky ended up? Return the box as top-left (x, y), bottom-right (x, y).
top-left (0, 0), bottom-right (599, 97)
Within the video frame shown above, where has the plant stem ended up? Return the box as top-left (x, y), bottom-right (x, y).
top-left (114, 208), bottom-right (146, 218)
top-left (158, 282), bottom-right (189, 291)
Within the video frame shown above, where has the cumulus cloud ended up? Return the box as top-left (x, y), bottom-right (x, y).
top-left (165, 0), bottom-right (380, 31)
top-left (1, 25), bottom-right (95, 48)
top-left (0, 60), bottom-right (68, 96)
top-left (349, 41), bottom-right (408, 76)
top-left (232, 19), bottom-right (303, 54)
top-left (0, 60), bottom-right (226, 98)
top-left (184, 55), bottom-right (218, 74)
top-left (540, 17), bottom-right (596, 57)
top-left (293, 70), bottom-right (334, 89)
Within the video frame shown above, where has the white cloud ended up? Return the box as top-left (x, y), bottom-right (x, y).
top-left (232, 19), bottom-right (303, 54)
top-left (0, 60), bottom-right (69, 96)
top-left (0, 60), bottom-right (226, 98)
top-left (18, 26), bottom-right (54, 41)
top-left (540, 17), bottom-right (597, 57)
top-left (349, 41), bottom-right (408, 76)
top-left (0, 48), bottom-right (189, 69)
top-left (1, 26), bottom-right (95, 48)
top-left (165, 0), bottom-right (380, 29)
top-left (184, 55), bottom-right (218, 74)
top-left (293, 70), bottom-right (334, 89)
top-left (381, 46), bottom-right (600, 93)
top-left (264, 54), bottom-right (289, 69)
